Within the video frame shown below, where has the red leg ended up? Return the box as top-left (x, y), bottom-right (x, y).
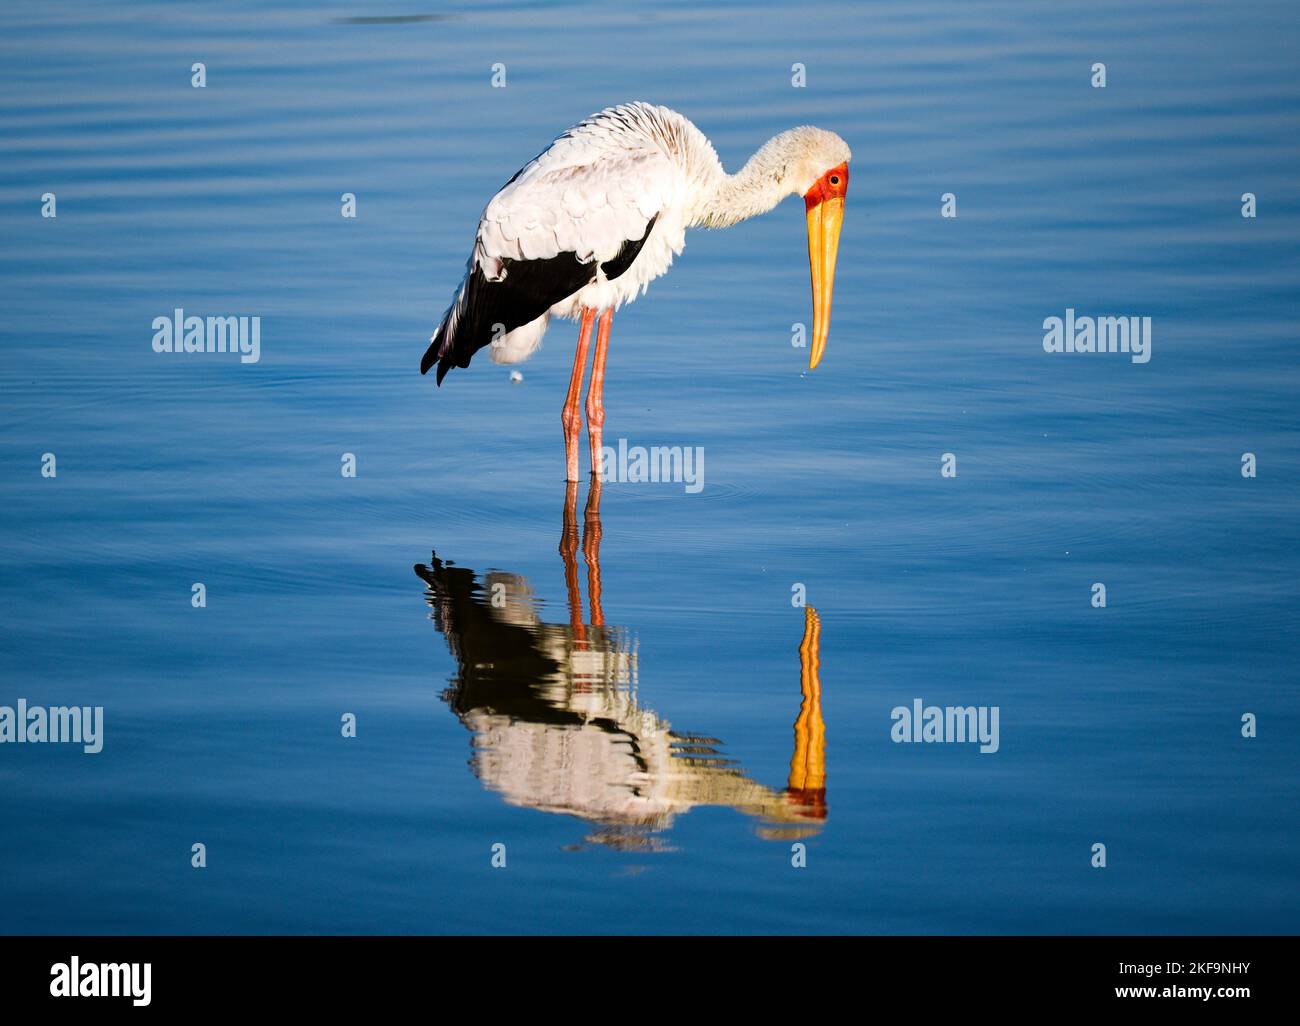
top-left (563, 308), bottom-right (597, 482)
top-left (586, 308), bottom-right (614, 477)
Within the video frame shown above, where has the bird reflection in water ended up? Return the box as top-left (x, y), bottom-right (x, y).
top-left (414, 478), bottom-right (826, 849)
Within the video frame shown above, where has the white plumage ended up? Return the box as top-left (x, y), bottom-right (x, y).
top-left (426, 104), bottom-right (696, 377)
top-left (474, 115), bottom-right (684, 366)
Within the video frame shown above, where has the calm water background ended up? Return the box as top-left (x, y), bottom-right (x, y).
top-left (1, 0), bottom-right (1297, 934)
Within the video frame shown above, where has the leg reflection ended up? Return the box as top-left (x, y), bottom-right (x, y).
top-left (560, 478), bottom-right (586, 644)
top-left (584, 475), bottom-right (605, 628)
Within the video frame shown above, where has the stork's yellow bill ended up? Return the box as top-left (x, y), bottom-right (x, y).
top-left (803, 162), bottom-right (848, 371)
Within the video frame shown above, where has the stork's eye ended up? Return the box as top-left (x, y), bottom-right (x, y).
top-left (829, 175), bottom-right (841, 186)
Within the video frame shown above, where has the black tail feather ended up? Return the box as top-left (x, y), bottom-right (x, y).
top-left (419, 335), bottom-right (440, 378)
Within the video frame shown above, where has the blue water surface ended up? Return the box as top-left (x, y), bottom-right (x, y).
top-left (1, 0), bottom-right (1297, 934)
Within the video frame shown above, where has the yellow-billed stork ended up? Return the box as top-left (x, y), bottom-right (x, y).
top-left (421, 101), bottom-right (851, 481)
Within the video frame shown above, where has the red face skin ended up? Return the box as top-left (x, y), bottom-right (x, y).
top-left (804, 162), bottom-right (850, 211)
